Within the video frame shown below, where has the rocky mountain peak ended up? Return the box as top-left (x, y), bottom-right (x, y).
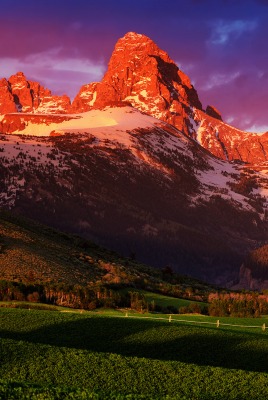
top-left (72, 32), bottom-right (203, 135)
top-left (111, 31), bottom-right (170, 61)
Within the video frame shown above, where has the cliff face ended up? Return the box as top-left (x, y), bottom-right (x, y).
top-left (0, 78), bottom-right (17, 114)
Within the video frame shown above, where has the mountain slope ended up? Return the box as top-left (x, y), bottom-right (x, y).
top-left (194, 109), bottom-right (268, 163)
top-left (0, 105), bottom-right (267, 285)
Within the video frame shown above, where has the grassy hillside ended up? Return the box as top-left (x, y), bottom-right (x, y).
top-left (0, 211), bottom-right (215, 307)
top-left (0, 308), bottom-right (268, 399)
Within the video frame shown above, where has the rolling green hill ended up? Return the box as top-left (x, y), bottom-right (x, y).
top-left (0, 308), bottom-right (268, 399)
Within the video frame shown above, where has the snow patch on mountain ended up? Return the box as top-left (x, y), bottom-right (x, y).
top-left (10, 107), bottom-right (158, 137)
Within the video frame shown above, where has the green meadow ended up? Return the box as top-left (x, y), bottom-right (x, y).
top-left (140, 290), bottom-right (206, 309)
top-left (0, 307), bottom-right (268, 399)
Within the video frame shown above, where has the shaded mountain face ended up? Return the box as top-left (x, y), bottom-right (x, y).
top-left (0, 106), bottom-right (268, 286)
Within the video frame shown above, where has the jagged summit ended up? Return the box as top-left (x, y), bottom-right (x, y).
top-left (111, 31), bottom-right (170, 59)
top-left (123, 31), bottom-right (146, 38)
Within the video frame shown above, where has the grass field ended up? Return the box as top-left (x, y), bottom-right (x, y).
top-left (139, 290), bottom-right (206, 309)
top-left (0, 308), bottom-right (268, 399)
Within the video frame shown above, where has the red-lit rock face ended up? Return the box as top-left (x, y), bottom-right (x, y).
top-left (0, 72), bottom-right (71, 114)
top-left (72, 32), bottom-right (203, 136)
top-left (0, 78), bottom-right (17, 113)
top-left (72, 82), bottom-right (99, 113)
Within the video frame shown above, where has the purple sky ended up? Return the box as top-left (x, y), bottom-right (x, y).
top-left (1, 0), bottom-right (268, 132)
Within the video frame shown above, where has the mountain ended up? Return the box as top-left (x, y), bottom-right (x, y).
top-left (1, 32), bottom-right (268, 164)
top-left (73, 32), bottom-right (268, 164)
top-left (0, 32), bottom-right (268, 288)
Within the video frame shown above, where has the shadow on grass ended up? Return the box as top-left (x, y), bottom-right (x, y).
top-left (0, 315), bottom-right (267, 373)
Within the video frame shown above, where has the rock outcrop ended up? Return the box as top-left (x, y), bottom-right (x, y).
top-left (232, 264), bottom-right (268, 291)
top-left (0, 78), bottom-right (17, 114)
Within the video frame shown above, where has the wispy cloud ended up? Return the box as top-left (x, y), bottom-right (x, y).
top-left (209, 20), bottom-right (258, 45)
top-left (23, 48), bottom-right (106, 76)
top-left (201, 72), bottom-right (241, 91)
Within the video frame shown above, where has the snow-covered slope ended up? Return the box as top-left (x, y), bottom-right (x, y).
top-left (1, 105), bottom-right (267, 211)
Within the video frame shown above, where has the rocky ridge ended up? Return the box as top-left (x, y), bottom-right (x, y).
top-left (1, 33), bottom-right (268, 165)
top-left (72, 32), bottom-right (203, 137)
top-left (0, 72), bottom-right (71, 115)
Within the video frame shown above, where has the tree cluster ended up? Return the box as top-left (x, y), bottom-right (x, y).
top-left (208, 292), bottom-right (268, 317)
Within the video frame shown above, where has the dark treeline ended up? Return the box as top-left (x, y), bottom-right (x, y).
top-left (0, 280), bottom-right (206, 314)
top-left (2, 280), bottom-right (268, 317)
